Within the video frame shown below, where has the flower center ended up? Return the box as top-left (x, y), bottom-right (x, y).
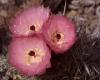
top-left (56, 33), bottom-right (61, 40)
top-left (51, 31), bottom-right (64, 45)
top-left (30, 25), bottom-right (35, 31)
top-left (25, 48), bottom-right (44, 66)
top-left (28, 50), bottom-right (35, 57)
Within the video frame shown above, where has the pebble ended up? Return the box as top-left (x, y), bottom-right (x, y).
top-left (0, 0), bottom-right (9, 4)
top-left (0, 10), bottom-right (7, 17)
top-left (67, 10), bottom-right (77, 18)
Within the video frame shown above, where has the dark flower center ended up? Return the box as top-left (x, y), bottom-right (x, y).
top-left (30, 25), bottom-right (35, 31)
top-left (28, 51), bottom-right (35, 56)
top-left (56, 33), bottom-right (61, 40)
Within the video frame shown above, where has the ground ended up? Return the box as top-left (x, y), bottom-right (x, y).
top-left (0, 0), bottom-right (100, 80)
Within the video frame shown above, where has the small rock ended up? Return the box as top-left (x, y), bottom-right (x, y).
top-left (0, 10), bottom-right (7, 17)
top-left (67, 10), bottom-right (77, 18)
top-left (0, 0), bottom-right (9, 4)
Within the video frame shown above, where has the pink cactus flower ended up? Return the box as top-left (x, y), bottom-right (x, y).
top-left (8, 36), bottom-right (51, 76)
top-left (43, 15), bottom-right (77, 53)
top-left (9, 6), bottom-right (50, 37)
